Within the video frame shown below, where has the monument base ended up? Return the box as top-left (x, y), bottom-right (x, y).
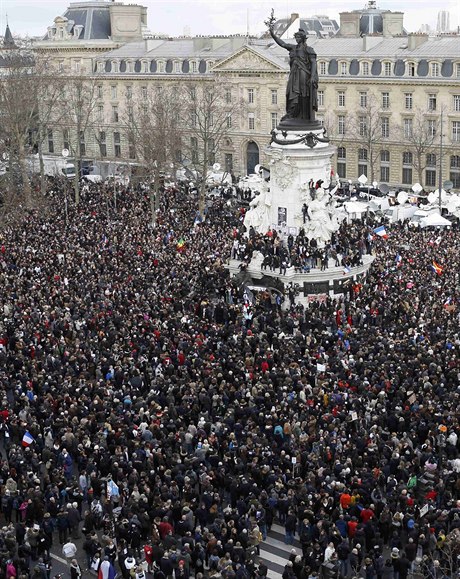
top-left (228, 253), bottom-right (375, 309)
top-left (266, 127), bottom-right (336, 236)
top-left (276, 118), bottom-right (324, 132)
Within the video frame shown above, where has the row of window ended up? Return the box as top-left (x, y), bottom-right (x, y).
top-left (95, 59), bottom-right (214, 75)
top-left (317, 59), bottom-right (460, 79)
top-left (334, 114), bottom-right (460, 141)
top-left (73, 58), bottom-right (460, 80)
top-left (336, 151), bottom-right (460, 187)
top-left (324, 90), bottom-right (460, 113)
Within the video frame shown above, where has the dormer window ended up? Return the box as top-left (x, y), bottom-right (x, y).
top-left (340, 61), bottom-right (348, 75)
top-left (430, 62), bottom-right (440, 77)
top-left (407, 62), bottom-right (416, 77)
top-left (361, 61), bottom-right (369, 76)
top-left (112, 61), bottom-right (119, 73)
top-left (190, 60), bottom-right (198, 73)
top-left (383, 61), bottom-right (392, 76)
top-left (319, 61), bottom-right (327, 75)
top-left (158, 60), bottom-right (165, 73)
top-left (97, 62), bottom-right (104, 73)
top-left (174, 60), bottom-right (181, 73)
top-left (142, 60), bottom-right (148, 73)
top-left (127, 60), bottom-right (133, 73)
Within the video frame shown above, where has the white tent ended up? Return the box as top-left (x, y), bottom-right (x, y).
top-left (344, 201), bottom-right (369, 214)
top-left (420, 212), bottom-right (451, 228)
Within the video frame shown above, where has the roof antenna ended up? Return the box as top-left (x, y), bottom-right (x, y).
top-left (246, 7), bottom-right (249, 41)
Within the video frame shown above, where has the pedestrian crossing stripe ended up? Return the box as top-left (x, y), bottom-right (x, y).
top-left (259, 523), bottom-right (302, 579)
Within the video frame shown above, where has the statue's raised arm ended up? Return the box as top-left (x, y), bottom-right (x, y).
top-left (265, 10), bottom-right (292, 49)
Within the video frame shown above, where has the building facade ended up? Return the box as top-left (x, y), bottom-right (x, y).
top-left (33, 1), bottom-right (460, 191)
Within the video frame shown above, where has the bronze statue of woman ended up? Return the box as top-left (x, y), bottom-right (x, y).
top-left (266, 13), bottom-right (319, 127)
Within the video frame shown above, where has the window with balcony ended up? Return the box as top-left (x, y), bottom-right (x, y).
top-left (358, 148), bottom-right (368, 177)
top-left (453, 121), bottom-right (460, 142)
top-left (382, 92), bottom-right (390, 109)
top-left (381, 117), bottom-right (390, 138)
top-left (402, 152), bottom-right (413, 184)
top-left (454, 95), bottom-right (460, 112)
top-left (451, 155), bottom-right (460, 188)
top-left (99, 131), bottom-right (107, 157)
top-left (114, 132), bottom-right (121, 157)
top-left (404, 93), bottom-right (413, 110)
top-left (425, 153), bottom-right (436, 187)
top-left (427, 93), bottom-right (437, 111)
top-left (317, 90), bottom-right (324, 107)
top-left (404, 118), bottom-right (413, 138)
top-left (337, 147), bottom-right (346, 178)
top-left (47, 130), bottom-right (54, 154)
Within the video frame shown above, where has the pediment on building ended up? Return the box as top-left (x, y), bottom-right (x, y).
top-left (213, 46), bottom-right (286, 73)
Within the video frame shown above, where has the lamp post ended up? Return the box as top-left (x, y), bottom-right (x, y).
top-left (62, 148), bottom-right (69, 225)
top-left (438, 110), bottom-right (444, 210)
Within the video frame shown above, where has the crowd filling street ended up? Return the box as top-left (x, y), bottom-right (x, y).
top-left (0, 181), bottom-right (459, 579)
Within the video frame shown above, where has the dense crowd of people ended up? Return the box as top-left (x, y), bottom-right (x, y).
top-left (0, 181), bottom-right (459, 579)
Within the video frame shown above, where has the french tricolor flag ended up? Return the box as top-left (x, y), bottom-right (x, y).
top-left (22, 431), bottom-right (34, 447)
top-left (373, 225), bottom-right (388, 239)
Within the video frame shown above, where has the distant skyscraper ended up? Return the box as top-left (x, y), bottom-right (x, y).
top-left (436, 10), bottom-right (450, 33)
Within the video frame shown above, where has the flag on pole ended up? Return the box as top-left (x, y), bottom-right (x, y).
top-left (22, 431), bottom-right (34, 447)
top-left (176, 238), bottom-right (186, 251)
top-left (373, 225), bottom-right (388, 239)
top-left (430, 261), bottom-right (443, 275)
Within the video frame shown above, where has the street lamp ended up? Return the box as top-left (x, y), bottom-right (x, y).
top-left (62, 148), bottom-right (69, 225)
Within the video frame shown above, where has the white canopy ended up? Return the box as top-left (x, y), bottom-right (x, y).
top-left (420, 212), bottom-right (451, 228)
top-left (344, 201), bottom-right (369, 214)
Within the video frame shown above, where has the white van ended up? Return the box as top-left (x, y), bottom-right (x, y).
top-left (384, 204), bottom-right (418, 223)
top-left (61, 164), bottom-right (76, 179)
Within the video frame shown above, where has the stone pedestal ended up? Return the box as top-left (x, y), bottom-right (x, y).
top-left (266, 127), bottom-right (336, 236)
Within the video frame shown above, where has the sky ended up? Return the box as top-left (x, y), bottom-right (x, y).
top-left (0, 0), bottom-right (459, 39)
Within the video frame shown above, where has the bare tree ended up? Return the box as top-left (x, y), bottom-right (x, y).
top-left (398, 107), bottom-right (441, 187)
top-left (348, 94), bottom-right (382, 182)
top-left (179, 79), bottom-right (244, 214)
top-left (125, 84), bottom-right (183, 224)
top-left (0, 47), bottom-right (37, 207)
top-left (57, 72), bottom-right (99, 204)
top-left (33, 57), bottom-right (66, 196)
